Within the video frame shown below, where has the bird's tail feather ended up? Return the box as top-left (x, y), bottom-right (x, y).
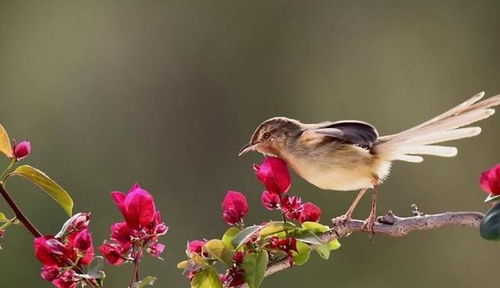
top-left (376, 92), bottom-right (500, 163)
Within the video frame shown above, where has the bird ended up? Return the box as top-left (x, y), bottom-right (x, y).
top-left (239, 92), bottom-right (500, 231)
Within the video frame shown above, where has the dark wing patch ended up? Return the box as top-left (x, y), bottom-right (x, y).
top-left (312, 120), bottom-right (379, 147)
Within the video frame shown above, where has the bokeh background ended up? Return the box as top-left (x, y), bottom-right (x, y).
top-left (1, 1), bottom-right (499, 287)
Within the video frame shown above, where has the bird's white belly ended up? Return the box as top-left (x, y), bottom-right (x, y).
top-left (282, 150), bottom-right (390, 191)
top-left (300, 164), bottom-right (375, 191)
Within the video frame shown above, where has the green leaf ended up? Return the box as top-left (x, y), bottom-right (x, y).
top-left (301, 221), bottom-right (330, 233)
top-left (485, 193), bottom-right (500, 203)
top-left (0, 212), bottom-right (8, 223)
top-left (132, 276), bottom-right (157, 288)
top-left (241, 250), bottom-right (268, 288)
top-left (222, 227), bottom-right (241, 250)
top-left (480, 202), bottom-right (500, 240)
top-left (191, 267), bottom-right (223, 288)
top-left (203, 239), bottom-right (233, 266)
top-left (295, 230), bottom-right (323, 245)
top-left (293, 241), bottom-right (311, 266)
top-left (10, 165), bottom-right (73, 216)
top-left (0, 124), bottom-right (13, 159)
top-left (314, 243), bottom-right (330, 260)
top-left (259, 221), bottom-right (297, 238)
top-left (328, 239), bottom-right (341, 250)
top-left (232, 225), bottom-right (263, 250)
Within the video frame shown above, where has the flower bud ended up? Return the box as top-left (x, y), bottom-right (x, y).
top-left (13, 140), bottom-right (31, 160)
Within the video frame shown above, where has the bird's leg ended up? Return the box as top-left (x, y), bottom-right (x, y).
top-left (362, 186), bottom-right (378, 233)
top-left (333, 188), bottom-right (368, 225)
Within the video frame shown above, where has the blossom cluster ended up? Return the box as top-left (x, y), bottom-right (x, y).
top-left (255, 157), bottom-right (321, 223)
top-left (34, 213), bottom-right (97, 288)
top-left (100, 184), bottom-right (168, 265)
top-left (183, 157), bottom-right (325, 288)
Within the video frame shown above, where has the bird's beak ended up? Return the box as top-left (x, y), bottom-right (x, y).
top-left (238, 142), bottom-right (257, 156)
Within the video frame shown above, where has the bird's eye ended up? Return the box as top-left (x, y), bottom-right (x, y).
top-left (262, 131), bottom-right (271, 140)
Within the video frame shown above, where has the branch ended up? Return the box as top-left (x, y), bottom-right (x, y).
top-left (237, 210), bottom-right (484, 288)
top-left (0, 183), bottom-right (42, 237)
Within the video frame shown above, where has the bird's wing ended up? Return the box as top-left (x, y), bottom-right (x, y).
top-left (305, 120), bottom-right (379, 148)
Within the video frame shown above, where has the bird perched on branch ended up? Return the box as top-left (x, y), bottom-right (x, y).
top-left (239, 92), bottom-right (500, 231)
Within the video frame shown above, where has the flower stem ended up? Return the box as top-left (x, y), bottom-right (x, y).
top-left (128, 246), bottom-right (142, 287)
top-left (0, 159), bottom-right (15, 180)
top-left (0, 183), bottom-right (42, 238)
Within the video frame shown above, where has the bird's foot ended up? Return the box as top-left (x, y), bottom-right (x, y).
top-left (362, 212), bottom-right (377, 238)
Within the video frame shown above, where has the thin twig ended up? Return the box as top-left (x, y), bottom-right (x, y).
top-left (237, 210), bottom-right (484, 288)
top-left (0, 183), bottom-right (42, 237)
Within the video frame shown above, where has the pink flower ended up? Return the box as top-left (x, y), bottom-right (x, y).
top-left (111, 184), bottom-right (157, 229)
top-left (71, 229), bottom-right (94, 265)
top-left (52, 270), bottom-right (78, 288)
top-left (102, 184), bottom-right (167, 265)
top-left (222, 191), bottom-right (249, 225)
top-left (110, 222), bottom-right (132, 247)
top-left (35, 213), bottom-right (98, 288)
top-left (187, 240), bottom-right (206, 254)
top-left (99, 241), bottom-right (126, 265)
top-left (281, 195), bottom-right (302, 220)
top-left (34, 236), bottom-right (68, 267)
top-left (261, 190), bottom-right (281, 210)
top-left (480, 164), bottom-right (500, 195)
top-left (147, 241), bottom-right (165, 259)
top-left (41, 266), bottom-right (60, 282)
top-left (267, 236), bottom-right (298, 265)
top-left (299, 202), bottom-right (321, 223)
top-left (13, 140), bottom-right (30, 160)
top-left (253, 157), bottom-right (291, 194)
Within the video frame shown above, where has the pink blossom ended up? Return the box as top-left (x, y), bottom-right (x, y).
top-left (111, 184), bottom-right (157, 229)
top-left (253, 157), bottom-right (291, 194)
top-left (99, 241), bottom-right (126, 265)
top-left (187, 240), bottom-right (206, 254)
top-left (480, 164), bottom-right (500, 195)
top-left (281, 195), bottom-right (302, 220)
top-left (299, 202), bottom-right (321, 223)
top-left (147, 241), bottom-right (165, 259)
top-left (261, 190), bottom-right (281, 210)
top-left (221, 191), bottom-right (248, 225)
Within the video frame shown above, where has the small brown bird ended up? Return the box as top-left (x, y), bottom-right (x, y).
top-left (239, 92), bottom-right (500, 230)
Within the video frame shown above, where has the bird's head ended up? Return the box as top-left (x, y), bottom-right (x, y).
top-left (239, 117), bottom-right (302, 157)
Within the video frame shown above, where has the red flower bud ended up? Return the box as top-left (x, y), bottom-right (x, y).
top-left (13, 140), bottom-right (31, 160)
top-left (221, 191), bottom-right (248, 225)
top-left (299, 202), bottom-right (321, 223)
top-left (480, 164), bottom-right (500, 195)
top-left (254, 157), bottom-right (291, 194)
top-left (261, 190), bottom-right (281, 210)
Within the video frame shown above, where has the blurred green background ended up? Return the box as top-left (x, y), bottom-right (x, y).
top-left (1, 1), bottom-right (499, 287)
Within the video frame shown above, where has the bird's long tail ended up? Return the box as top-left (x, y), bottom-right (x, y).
top-left (376, 92), bottom-right (500, 163)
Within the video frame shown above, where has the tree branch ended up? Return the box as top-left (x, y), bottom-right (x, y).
top-left (237, 210), bottom-right (484, 288)
top-left (0, 183), bottom-right (42, 238)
